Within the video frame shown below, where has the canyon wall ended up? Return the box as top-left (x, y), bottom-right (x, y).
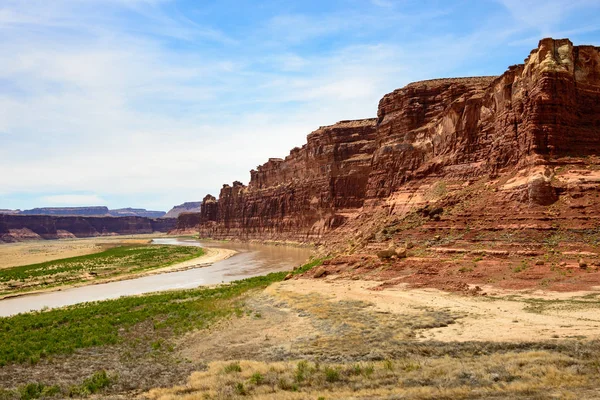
top-left (185, 38), bottom-right (600, 243)
top-left (172, 212), bottom-right (202, 234)
top-left (367, 38), bottom-right (600, 198)
top-left (197, 119), bottom-right (377, 240)
top-left (0, 215), bottom-right (176, 243)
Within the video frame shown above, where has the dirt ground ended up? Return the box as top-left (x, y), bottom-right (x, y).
top-left (175, 277), bottom-right (600, 364)
top-left (145, 276), bottom-right (600, 399)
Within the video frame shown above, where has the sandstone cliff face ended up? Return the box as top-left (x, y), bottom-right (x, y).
top-left (0, 215), bottom-right (176, 243)
top-left (198, 119), bottom-right (377, 240)
top-left (367, 38), bottom-right (600, 199)
top-left (185, 38), bottom-right (600, 244)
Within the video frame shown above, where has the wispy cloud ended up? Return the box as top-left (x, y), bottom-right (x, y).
top-left (0, 0), bottom-right (597, 210)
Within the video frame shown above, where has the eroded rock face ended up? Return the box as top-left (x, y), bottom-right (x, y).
top-left (196, 119), bottom-right (378, 240)
top-left (0, 215), bottom-right (176, 243)
top-left (367, 38), bottom-right (600, 199)
top-left (185, 38), bottom-right (600, 243)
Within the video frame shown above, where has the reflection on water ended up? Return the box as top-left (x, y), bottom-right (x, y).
top-left (0, 238), bottom-right (312, 317)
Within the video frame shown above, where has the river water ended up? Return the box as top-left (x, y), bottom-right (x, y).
top-left (0, 238), bottom-right (312, 317)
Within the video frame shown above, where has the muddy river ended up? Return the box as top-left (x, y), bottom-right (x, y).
top-left (0, 238), bottom-right (312, 317)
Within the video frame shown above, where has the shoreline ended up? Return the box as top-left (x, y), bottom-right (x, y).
top-left (0, 246), bottom-right (237, 302)
top-left (194, 236), bottom-right (317, 249)
top-left (0, 234), bottom-right (167, 270)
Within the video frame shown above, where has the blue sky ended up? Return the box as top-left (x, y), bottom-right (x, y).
top-left (1, 0), bottom-right (599, 211)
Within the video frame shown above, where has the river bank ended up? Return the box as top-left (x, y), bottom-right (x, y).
top-left (0, 246), bottom-right (236, 302)
top-left (0, 238), bottom-right (311, 316)
top-left (0, 234), bottom-right (165, 270)
top-left (3, 253), bottom-right (600, 398)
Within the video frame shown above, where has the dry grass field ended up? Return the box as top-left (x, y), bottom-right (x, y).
top-left (144, 278), bottom-right (600, 400)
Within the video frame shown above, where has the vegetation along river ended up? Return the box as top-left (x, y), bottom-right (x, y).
top-left (0, 238), bottom-right (311, 317)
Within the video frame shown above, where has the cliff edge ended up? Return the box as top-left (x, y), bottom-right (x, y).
top-left (181, 39), bottom-right (600, 260)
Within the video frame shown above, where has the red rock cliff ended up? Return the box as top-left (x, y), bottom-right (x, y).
top-left (198, 119), bottom-right (377, 240)
top-left (188, 38), bottom-right (600, 243)
top-left (367, 38), bottom-right (600, 199)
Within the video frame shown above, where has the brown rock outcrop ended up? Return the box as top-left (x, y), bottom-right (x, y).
top-left (181, 38), bottom-right (600, 248)
top-left (196, 119), bottom-right (378, 240)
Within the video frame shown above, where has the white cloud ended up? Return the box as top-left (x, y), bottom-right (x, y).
top-left (0, 0), bottom-right (595, 210)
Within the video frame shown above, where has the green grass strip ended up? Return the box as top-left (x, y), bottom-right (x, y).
top-left (0, 258), bottom-right (322, 366)
top-left (0, 245), bottom-right (205, 296)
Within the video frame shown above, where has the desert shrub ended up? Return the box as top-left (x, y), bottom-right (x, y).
top-left (324, 367), bottom-right (340, 383)
top-left (249, 372), bottom-right (264, 385)
top-left (224, 362), bottom-right (242, 374)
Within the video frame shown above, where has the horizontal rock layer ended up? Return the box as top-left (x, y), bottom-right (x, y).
top-left (182, 38), bottom-right (600, 243)
top-left (12, 207), bottom-right (166, 218)
top-left (0, 215), bottom-right (176, 243)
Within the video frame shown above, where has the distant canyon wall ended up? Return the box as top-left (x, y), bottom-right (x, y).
top-left (0, 215), bottom-right (176, 243)
top-left (164, 202), bottom-right (202, 219)
top-left (12, 207), bottom-right (166, 218)
top-left (179, 38), bottom-right (600, 242)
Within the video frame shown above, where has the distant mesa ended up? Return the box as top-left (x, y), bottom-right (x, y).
top-left (108, 208), bottom-right (166, 218)
top-left (6, 206), bottom-right (166, 218)
top-left (0, 209), bottom-right (20, 215)
top-left (0, 214), bottom-right (176, 243)
top-left (0, 206), bottom-right (179, 242)
top-left (19, 206), bottom-right (110, 216)
top-left (164, 202), bottom-right (202, 219)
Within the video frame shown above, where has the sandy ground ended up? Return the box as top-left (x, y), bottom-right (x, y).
top-left (176, 276), bottom-right (600, 367)
top-left (283, 279), bottom-right (600, 342)
top-left (0, 234), bottom-right (164, 269)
